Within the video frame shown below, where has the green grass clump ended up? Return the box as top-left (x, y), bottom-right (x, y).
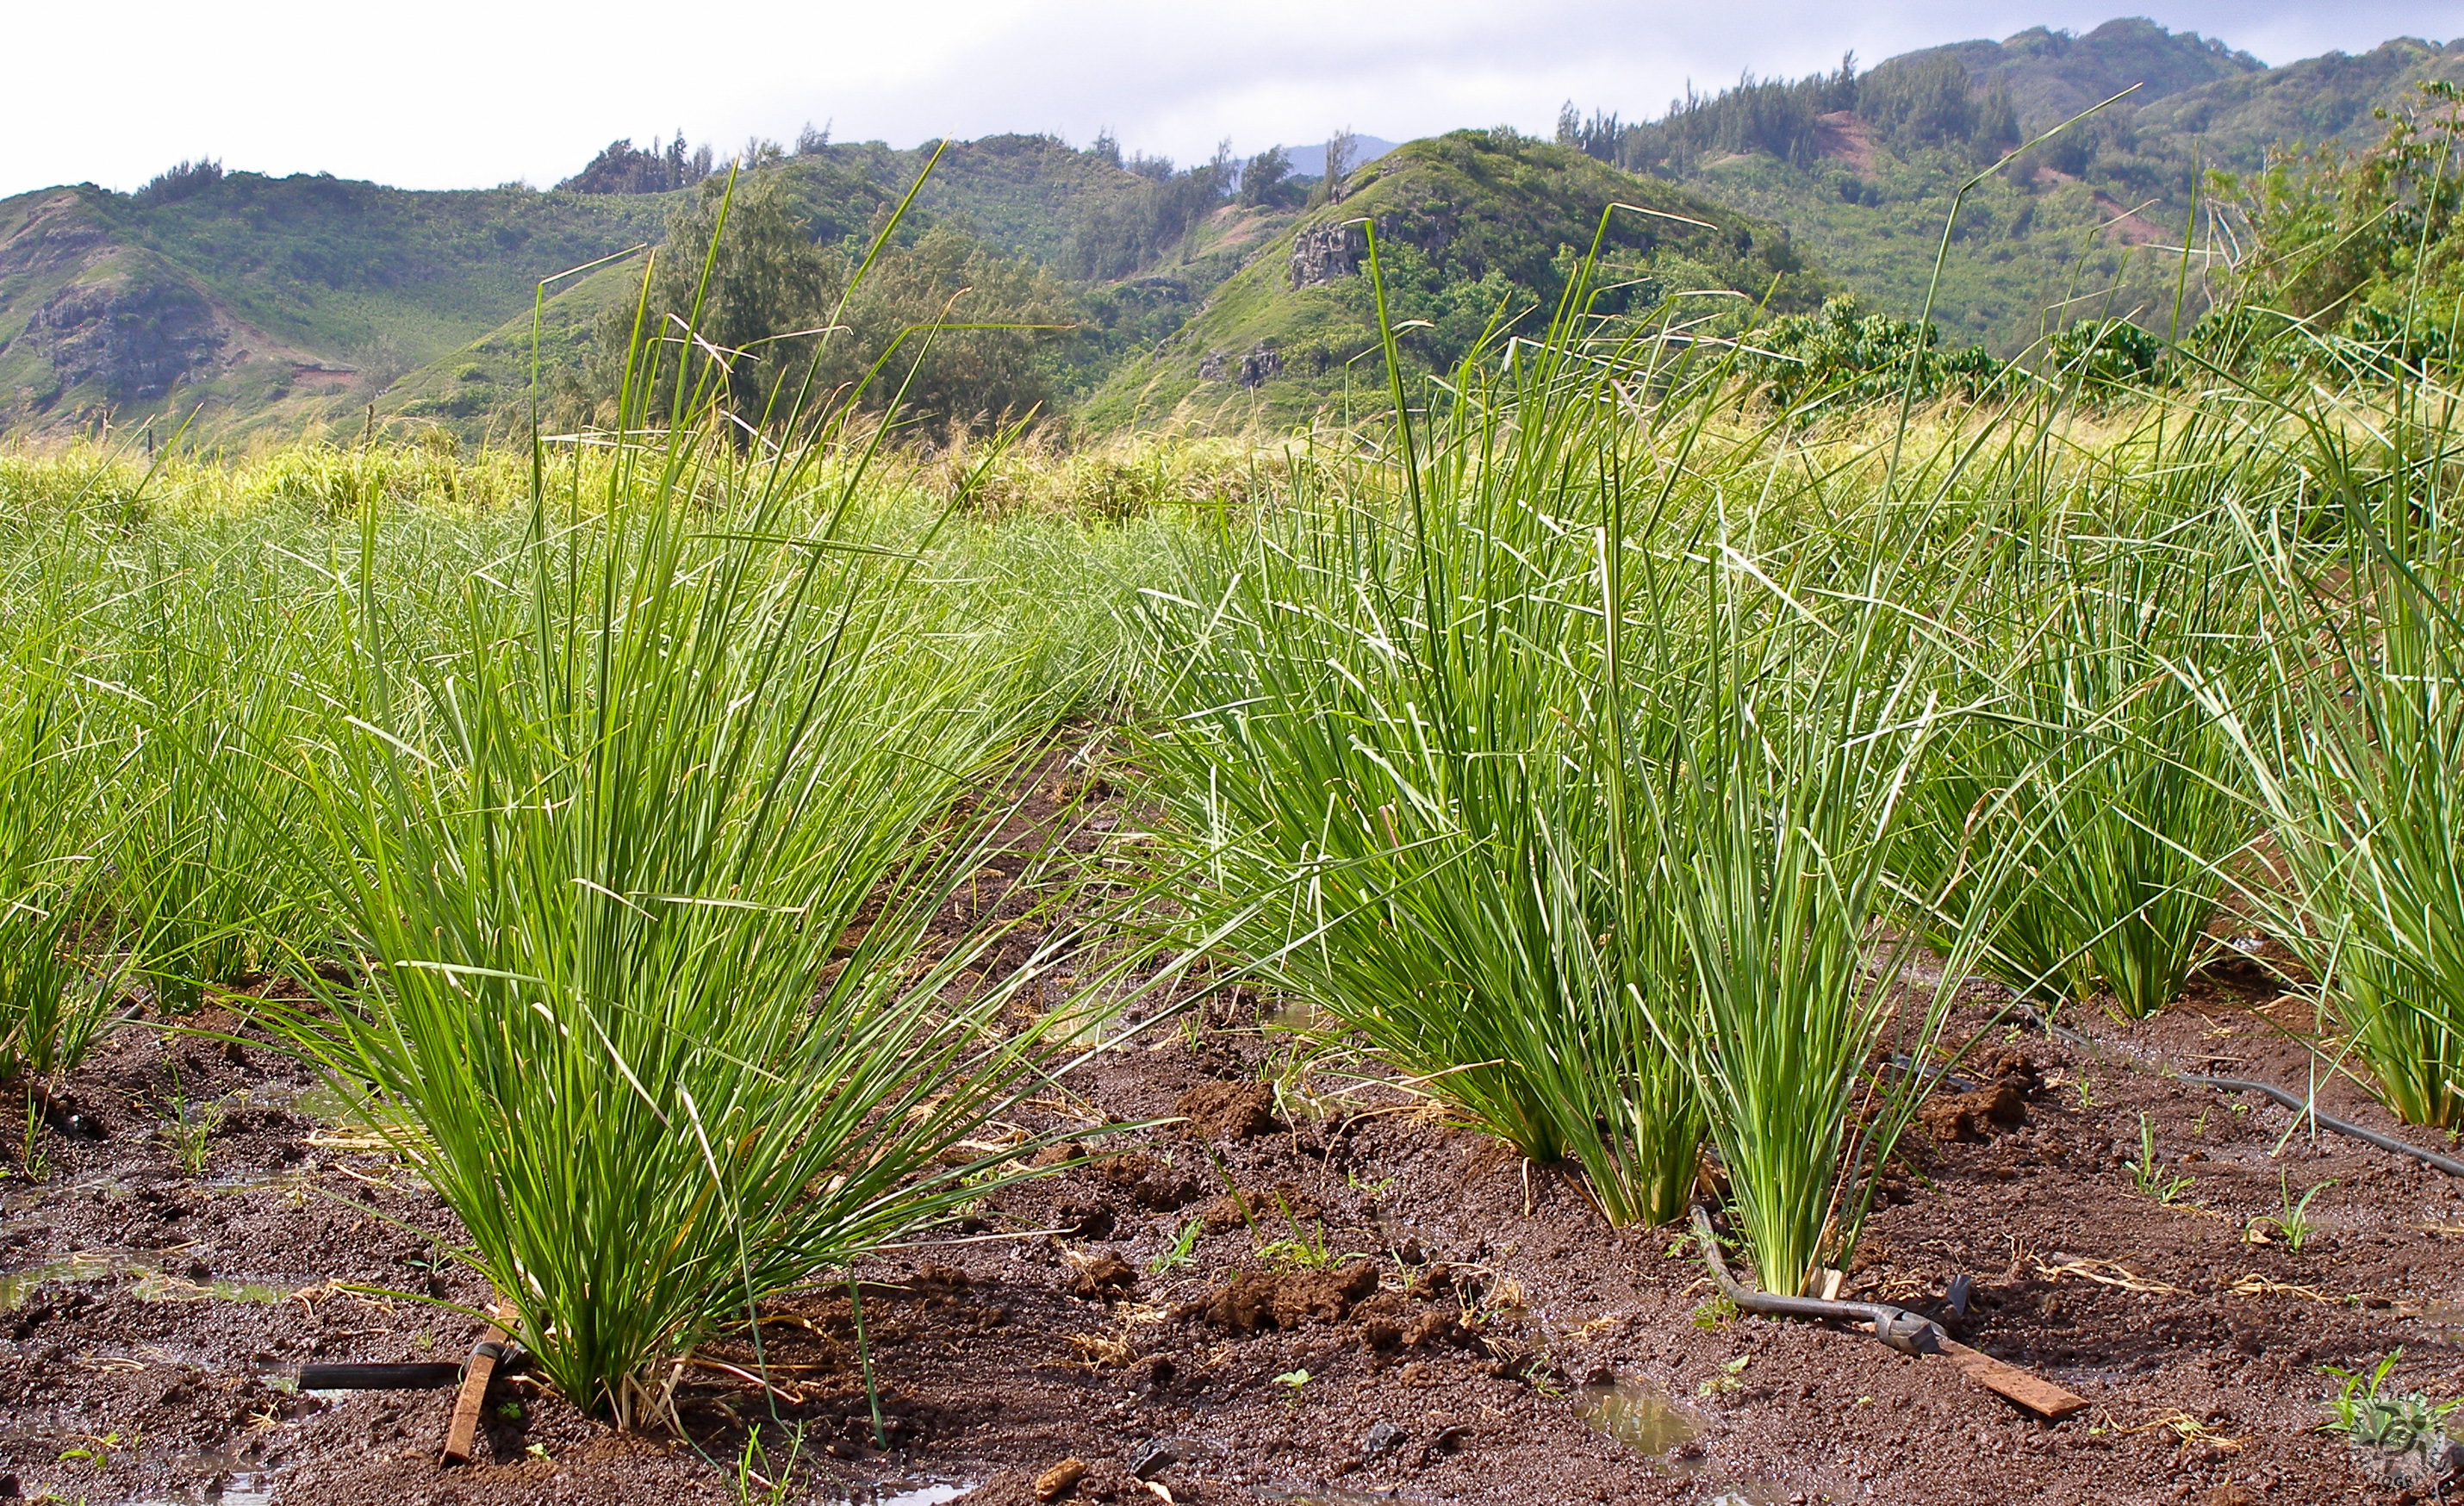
top-left (2191, 398), bottom-right (2464, 1128)
top-left (1142, 279), bottom-right (1715, 1228)
top-left (0, 657), bottom-right (120, 1086)
top-left (264, 422), bottom-right (1129, 1422)
top-left (1902, 472), bottom-right (2258, 1022)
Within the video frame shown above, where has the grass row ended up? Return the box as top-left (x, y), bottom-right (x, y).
top-left (0, 272), bottom-right (2458, 1427)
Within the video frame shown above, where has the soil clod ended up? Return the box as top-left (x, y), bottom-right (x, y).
top-left (1173, 1081), bottom-right (1282, 1141)
top-left (1190, 1259), bottom-right (1380, 1333)
top-left (1067, 1252), bottom-right (1138, 1303)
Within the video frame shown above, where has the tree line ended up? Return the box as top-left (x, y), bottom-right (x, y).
top-left (1559, 53), bottom-right (2019, 175)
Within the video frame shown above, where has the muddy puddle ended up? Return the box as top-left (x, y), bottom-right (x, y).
top-left (848, 1484), bottom-right (975, 1506)
top-left (0, 1246), bottom-right (291, 1309)
top-left (1574, 1378), bottom-right (1784, 1503)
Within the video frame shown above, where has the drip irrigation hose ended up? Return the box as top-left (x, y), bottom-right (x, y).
top-left (2013, 1003), bottom-right (2464, 1179)
top-left (1688, 1204), bottom-right (1944, 1355)
top-left (296, 1361), bottom-right (466, 1390)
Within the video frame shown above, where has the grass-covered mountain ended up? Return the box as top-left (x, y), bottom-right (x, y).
top-left (1562, 19), bottom-right (2464, 354)
top-left (0, 171), bottom-right (671, 445)
top-left (0, 136), bottom-right (1185, 445)
top-left (1081, 129), bottom-right (1825, 431)
top-left (4, 16), bottom-right (2461, 446)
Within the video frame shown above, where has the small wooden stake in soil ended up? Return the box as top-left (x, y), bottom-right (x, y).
top-left (1036, 1457), bottom-right (1089, 1502)
top-left (441, 1317), bottom-right (509, 1465)
top-left (1937, 1335), bottom-right (2088, 1419)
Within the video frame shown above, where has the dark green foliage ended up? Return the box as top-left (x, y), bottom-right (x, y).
top-left (557, 135), bottom-right (715, 195)
top-left (1239, 147), bottom-right (1297, 208)
top-left (134, 159), bottom-right (223, 207)
top-left (1561, 59), bottom-right (1859, 174)
top-left (1745, 296), bottom-right (2007, 409)
top-left (594, 170), bottom-right (1071, 436)
top-left (1857, 54), bottom-right (1982, 154)
top-left (2048, 315), bottom-right (2164, 391)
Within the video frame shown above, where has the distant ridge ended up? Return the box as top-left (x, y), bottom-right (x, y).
top-left (1279, 136), bottom-right (1400, 178)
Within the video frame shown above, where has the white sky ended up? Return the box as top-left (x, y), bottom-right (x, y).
top-left (9, 2), bottom-right (2455, 200)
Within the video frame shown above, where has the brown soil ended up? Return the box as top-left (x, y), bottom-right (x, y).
top-left (4, 780), bottom-right (2462, 1503)
top-left (1814, 112), bottom-right (1881, 179)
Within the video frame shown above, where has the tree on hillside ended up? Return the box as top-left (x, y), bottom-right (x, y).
top-left (1239, 146), bottom-right (1296, 207)
top-left (134, 159), bottom-right (223, 205)
top-left (1324, 129), bottom-right (1360, 203)
top-left (558, 135), bottom-right (715, 195)
top-left (593, 172), bottom-right (1072, 437)
top-left (1061, 145), bottom-right (1234, 280)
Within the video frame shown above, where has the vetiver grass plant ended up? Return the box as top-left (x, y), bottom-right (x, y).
top-left (2189, 382), bottom-right (2464, 1127)
top-left (0, 647), bottom-right (121, 1090)
top-left (235, 184), bottom-right (1179, 1423)
top-left (104, 541), bottom-right (332, 1011)
top-left (1901, 464), bottom-right (2258, 1021)
top-left (264, 420), bottom-right (1132, 1422)
top-left (1140, 251), bottom-right (1726, 1228)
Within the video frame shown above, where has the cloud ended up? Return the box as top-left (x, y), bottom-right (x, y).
top-left (3, 1), bottom-right (2451, 199)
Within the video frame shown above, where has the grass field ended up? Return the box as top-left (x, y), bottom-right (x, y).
top-left (2, 282), bottom-right (2461, 1493)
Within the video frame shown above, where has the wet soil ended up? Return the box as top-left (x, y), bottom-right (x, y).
top-left (4, 797), bottom-right (2462, 1504)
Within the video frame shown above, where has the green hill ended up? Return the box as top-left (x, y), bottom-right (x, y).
top-left (0, 171), bottom-right (670, 444)
top-left (1562, 21), bottom-right (2464, 355)
top-left (0, 135), bottom-right (1175, 447)
top-left (1081, 129), bottom-right (1825, 432)
top-left (7, 19), bottom-right (2461, 447)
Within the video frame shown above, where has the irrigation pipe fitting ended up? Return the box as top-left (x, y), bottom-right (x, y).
top-left (1689, 1204), bottom-right (2087, 1418)
top-left (2013, 1005), bottom-right (2464, 1179)
top-left (1689, 1205), bottom-right (1944, 1354)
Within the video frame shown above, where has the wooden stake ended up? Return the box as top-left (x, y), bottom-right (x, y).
top-left (1936, 1335), bottom-right (2088, 1419)
top-left (440, 1316), bottom-right (509, 1465)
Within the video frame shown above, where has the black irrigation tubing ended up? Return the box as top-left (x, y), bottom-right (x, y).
top-left (1687, 1204), bottom-right (1945, 1355)
top-left (2013, 1002), bottom-right (2464, 1179)
top-left (296, 1360), bottom-right (469, 1391)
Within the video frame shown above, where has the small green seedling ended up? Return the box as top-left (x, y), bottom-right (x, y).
top-left (160, 1092), bottom-right (233, 1178)
top-left (1148, 1217), bottom-right (1202, 1273)
top-left (2247, 1173), bottom-right (2332, 1253)
top-left (734, 1421), bottom-right (808, 1506)
top-left (1255, 1189), bottom-right (1368, 1271)
top-left (1698, 1355), bottom-right (1751, 1397)
top-left (1272, 1368), bottom-right (1311, 1405)
top-left (2128, 1112), bottom-right (2194, 1204)
top-left (1346, 1168), bottom-right (1397, 1198)
top-left (58, 1428), bottom-right (128, 1466)
top-left (2320, 1350), bottom-right (2459, 1453)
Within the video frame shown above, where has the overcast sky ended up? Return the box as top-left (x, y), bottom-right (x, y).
top-left (7, 2), bottom-right (2454, 200)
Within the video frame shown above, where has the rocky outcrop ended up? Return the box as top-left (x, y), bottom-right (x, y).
top-left (1196, 344), bottom-right (1285, 388)
top-left (26, 273), bottom-right (225, 402)
top-left (1288, 221), bottom-right (1367, 289)
top-left (0, 194), bottom-right (108, 279)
